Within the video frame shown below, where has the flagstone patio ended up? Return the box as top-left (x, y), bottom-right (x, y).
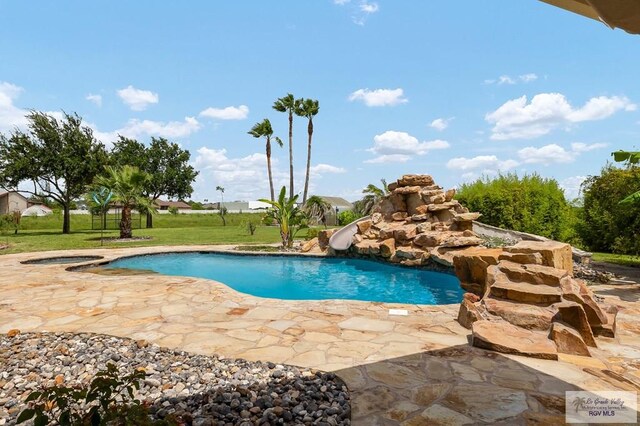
top-left (1, 246), bottom-right (639, 424)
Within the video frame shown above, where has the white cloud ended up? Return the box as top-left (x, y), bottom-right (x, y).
top-left (486, 93), bottom-right (636, 140)
top-left (360, 1), bottom-right (378, 13)
top-left (560, 175), bottom-right (587, 200)
top-left (192, 147), bottom-right (287, 201)
top-left (349, 88), bottom-right (407, 107)
top-left (570, 142), bottom-right (608, 153)
top-left (310, 163), bottom-right (346, 175)
top-left (429, 117), bottom-right (453, 131)
top-left (117, 85), bottom-right (159, 111)
top-left (519, 73), bottom-right (538, 83)
top-left (518, 144), bottom-right (573, 164)
top-left (364, 154), bottom-right (411, 164)
top-left (365, 130), bottom-right (450, 163)
top-left (517, 142), bottom-right (609, 165)
top-left (92, 117), bottom-right (201, 145)
top-left (86, 93), bottom-right (102, 107)
top-left (199, 105), bottom-right (249, 120)
top-left (0, 82), bottom-right (28, 133)
top-left (446, 155), bottom-right (519, 171)
top-left (334, 0), bottom-right (350, 4)
top-left (485, 73), bottom-right (538, 85)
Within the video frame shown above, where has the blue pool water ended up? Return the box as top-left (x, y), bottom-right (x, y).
top-left (105, 253), bottom-right (464, 305)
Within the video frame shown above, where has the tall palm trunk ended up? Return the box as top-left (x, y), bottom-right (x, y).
top-left (266, 138), bottom-right (275, 201)
top-left (302, 117), bottom-right (313, 204)
top-left (120, 205), bottom-right (132, 239)
top-left (288, 110), bottom-right (294, 198)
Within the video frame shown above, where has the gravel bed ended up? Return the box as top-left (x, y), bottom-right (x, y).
top-left (0, 332), bottom-right (350, 425)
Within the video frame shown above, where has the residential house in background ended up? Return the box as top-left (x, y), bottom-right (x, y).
top-left (317, 196), bottom-right (354, 226)
top-left (0, 190), bottom-right (28, 215)
top-left (154, 199), bottom-right (192, 211)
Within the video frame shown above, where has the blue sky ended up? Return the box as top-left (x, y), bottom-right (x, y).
top-left (1, 1), bottom-right (639, 202)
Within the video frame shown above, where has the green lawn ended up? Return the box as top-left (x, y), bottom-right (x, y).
top-left (0, 212), bottom-right (334, 254)
top-left (592, 252), bottom-right (640, 268)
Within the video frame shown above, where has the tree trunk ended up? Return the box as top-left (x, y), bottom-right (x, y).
top-left (266, 139), bottom-right (275, 201)
top-left (302, 118), bottom-right (313, 204)
top-left (62, 201), bottom-right (71, 234)
top-left (120, 205), bottom-right (132, 239)
top-left (288, 110), bottom-right (294, 198)
top-left (146, 211), bottom-right (153, 228)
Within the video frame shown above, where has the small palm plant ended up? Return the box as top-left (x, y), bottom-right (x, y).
top-left (94, 166), bottom-right (153, 239)
top-left (304, 195), bottom-right (332, 228)
top-left (259, 186), bottom-right (307, 248)
top-left (355, 179), bottom-right (389, 215)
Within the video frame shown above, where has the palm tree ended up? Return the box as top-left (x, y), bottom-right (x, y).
top-left (295, 98), bottom-right (320, 204)
top-left (273, 94), bottom-right (300, 198)
top-left (355, 179), bottom-right (389, 215)
top-left (248, 119), bottom-right (283, 201)
top-left (94, 166), bottom-right (152, 239)
top-left (304, 195), bottom-right (332, 228)
top-left (216, 185), bottom-right (226, 226)
top-left (259, 186), bottom-right (307, 248)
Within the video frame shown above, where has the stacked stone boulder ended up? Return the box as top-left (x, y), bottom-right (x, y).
top-left (455, 241), bottom-right (618, 359)
top-left (316, 173), bottom-right (618, 360)
top-left (342, 174), bottom-right (483, 267)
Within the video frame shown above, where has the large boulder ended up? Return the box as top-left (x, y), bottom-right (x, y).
top-left (504, 241), bottom-right (573, 276)
top-left (471, 320), bottom-right (558, 360)
top-left (452, 247), bottom-right (502, 295)
top-left (398, 174), bottom-right (434, 187)
top-left (550, 322), bottom-right (591, 356)
top-left (318, 229), bottom-right (336, 250)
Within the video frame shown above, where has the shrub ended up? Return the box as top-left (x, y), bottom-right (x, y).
top-left (240, 219), bottom-right (259, 235)
top-left (578, 164), bottom-right (640, 255)
top-left (18, 363), bottom-right (176, 425)
top-left (338, 210), bottom-right (361, 226)
top-left (168, 206), bottom-right (179, 215)
top-left (456, 173), bottom-right (577, 242)
top-left (305, 228), bottom-right (319, 240)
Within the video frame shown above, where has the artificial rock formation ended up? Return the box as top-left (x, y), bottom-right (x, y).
top-left (317, 173), bottom-right (618, 359)
top-left (344, 174), bottom-right (483, 267)
top-left (455, 248), bottom-right (618, 360)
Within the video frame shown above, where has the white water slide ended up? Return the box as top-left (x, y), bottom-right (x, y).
top-left (328, 216), bottom-right (372, 251)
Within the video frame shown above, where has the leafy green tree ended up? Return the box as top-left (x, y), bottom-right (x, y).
top-left (248, 119), bottom-right (283, 201)
top-left (611, 150), bottom-right (640, 204)
top-left (0, 111), bottom-right (107, 233)
top-left (260, 186), bottom-right (307, 248)
top-left (94, 166), bottom-right (153, 239)
top-left (457, 173), bottom-right (576, 242)
top-left (295, 98), bottom-right (320, 204)
top-left (273, 94), bottom-right (300, 198)
top-left (304, 195), bottom-right (332, 227)
top-left (110, 136), bottom-right (198, 228)
top-left (578, 164), bottom-right (640, 254)
top-left (354, 179), bottom-right (389, 215)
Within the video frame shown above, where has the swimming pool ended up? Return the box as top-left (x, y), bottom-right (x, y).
top-left (105, 252), bottom-right (464, 305)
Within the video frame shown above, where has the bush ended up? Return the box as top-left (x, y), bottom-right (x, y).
top-left (305, 228), bottom-right (319, 240)
top-left (578, 164), bottom-right (640, 255)
top-left (240, 219), bottom-right (259, 235)
top-left (338, 210), bottom-right (361, 226)
top-left (168, 206), bottom-right (179, 215)
top-left (18, 363), bottom-right (176, 425)
top-left (456, 173), bottom-right (577, 242)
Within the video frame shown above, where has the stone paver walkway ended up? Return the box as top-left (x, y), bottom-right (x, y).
top-left (1, 246), bottom-right (639, 424)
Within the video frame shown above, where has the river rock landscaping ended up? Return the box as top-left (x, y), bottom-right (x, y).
top-left (0, 332), bottom-right (350, 425)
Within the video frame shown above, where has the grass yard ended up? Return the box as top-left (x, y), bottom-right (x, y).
top-left (592, 252), bottom-right (640, 268)
top-left (0, 212), bottom-right (288, 254)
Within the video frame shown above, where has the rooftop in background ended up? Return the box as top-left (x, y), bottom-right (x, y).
top-left (154, 200), bottom-right (192, 210)
top-left (317, 196), bottom-right (353, 210)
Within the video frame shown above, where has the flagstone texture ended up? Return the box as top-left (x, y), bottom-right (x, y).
top-left (1, 245), bottom-right (639, 424)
